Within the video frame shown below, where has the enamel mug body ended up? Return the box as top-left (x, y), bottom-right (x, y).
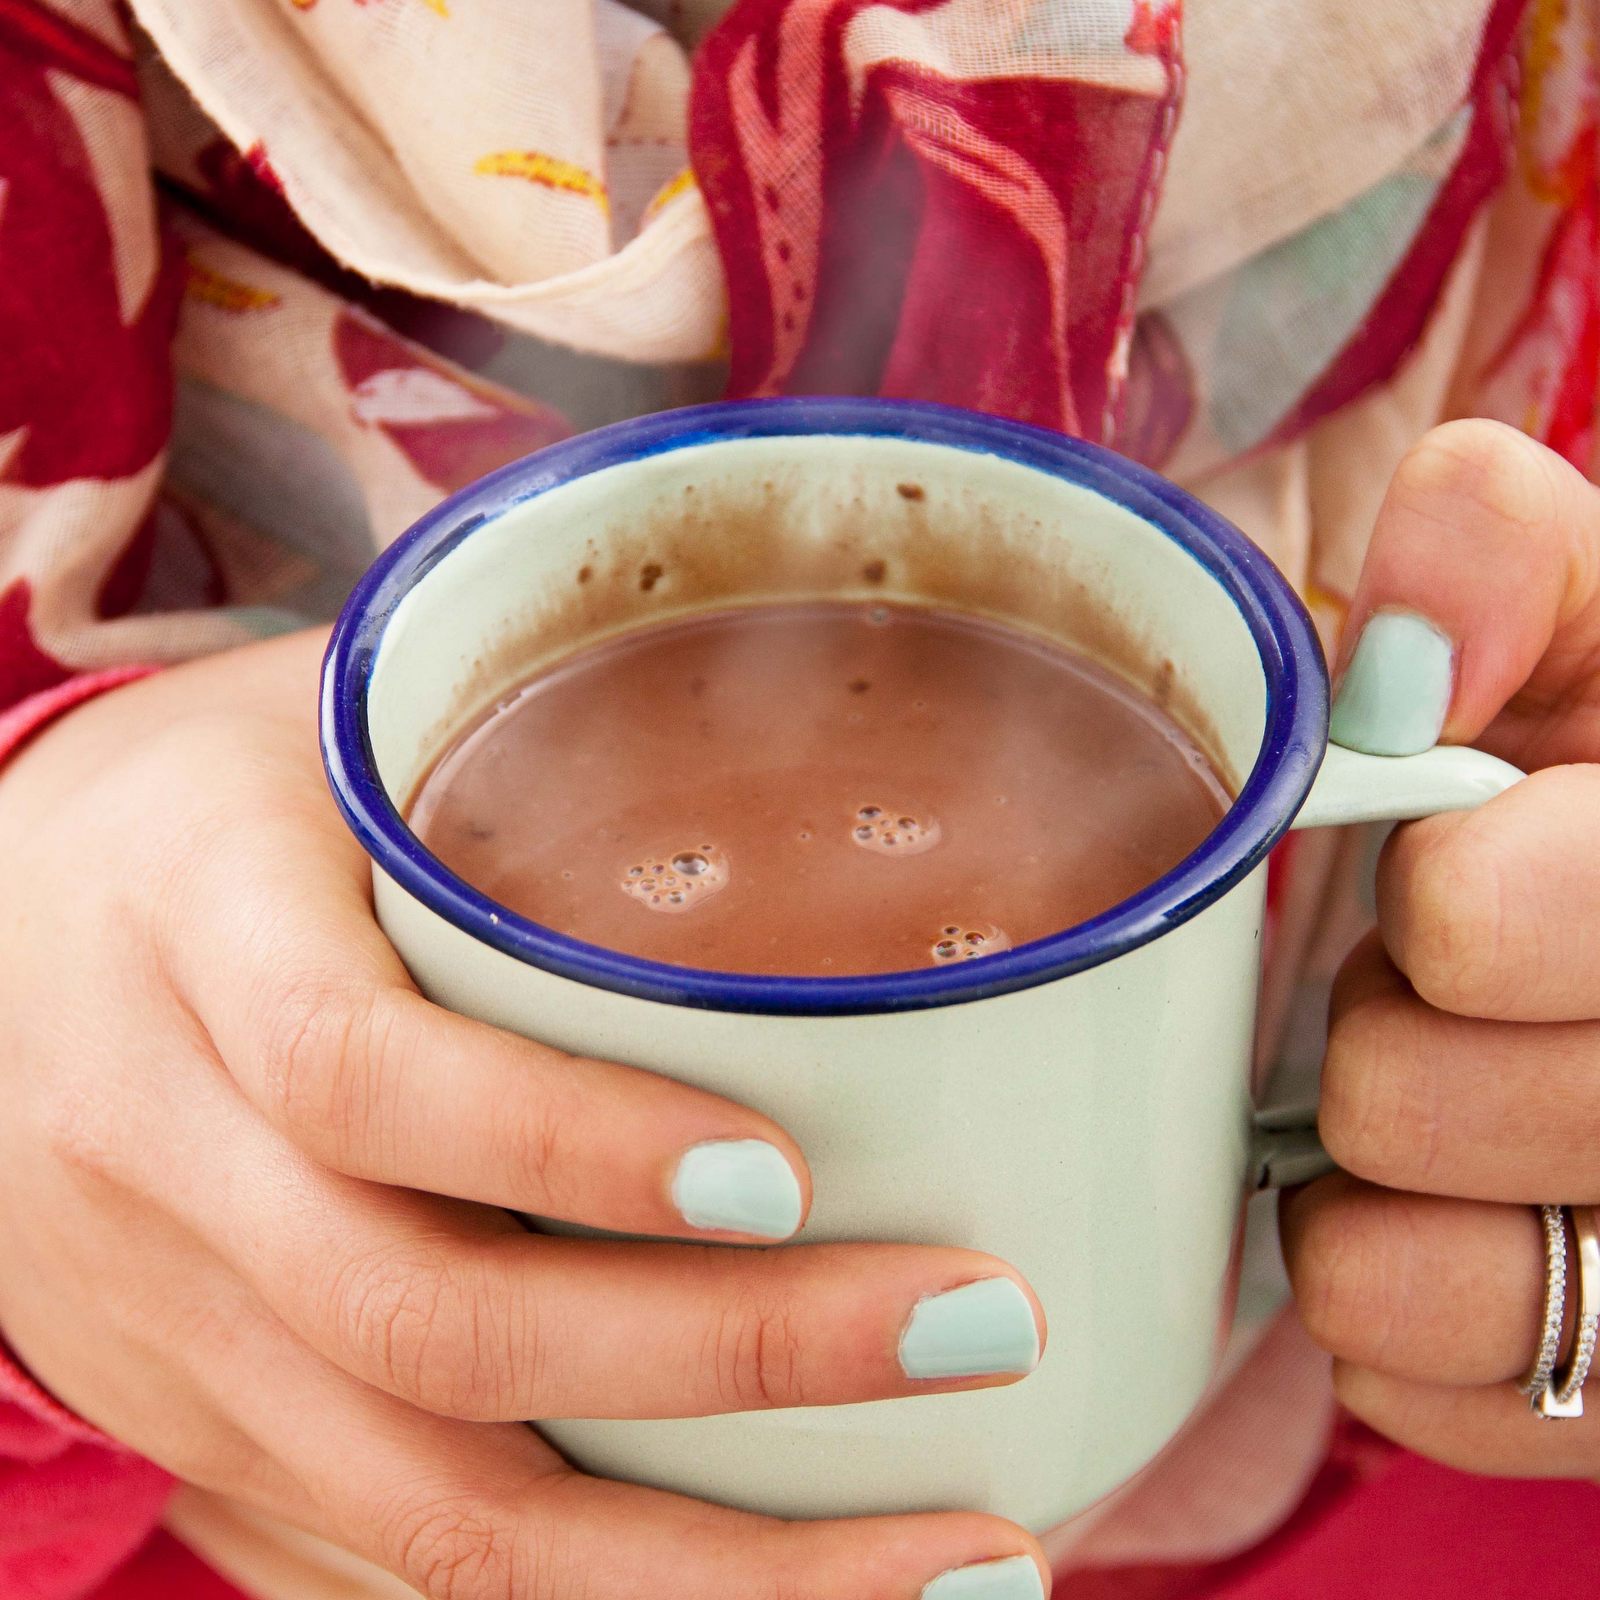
top-left (322, 400), bottom-right (1519, 1533)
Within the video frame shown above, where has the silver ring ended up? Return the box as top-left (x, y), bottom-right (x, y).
top-left (1520, 1204), bottom-right (1567, 1403)
top-left (1538, 1208), bottom-right (1599, 1420)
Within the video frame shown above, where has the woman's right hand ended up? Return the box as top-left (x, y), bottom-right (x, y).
top-left (0, 629), bottom-right (1050, 1600)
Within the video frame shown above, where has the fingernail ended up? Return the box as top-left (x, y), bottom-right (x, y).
top-left (672, 1140), bottom-right (803, 1239)
top-left (922, 1555), bottom-right (1046, 1600)
top-left (1329, 609), bottom-right (1454, 757)
top-left (899, 1277), bottom-right (1040, 1380)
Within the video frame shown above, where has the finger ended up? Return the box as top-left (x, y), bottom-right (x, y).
top-left (1329, 418), bottom-right (1600, 765)
top-left (180, 1266), bottom-right (1052, 1600)
top-left (1281, 1174), bottom-right (1544, 1385)
top-left (144, 1061), bottom-right (1043, 1420)
top-left (1376, 765), bottom-right (1600, 1022)
top-left (1334, 1364), bottom-right (1600, 1479)
top-left (37, 1082), bottom-right (1051, 1600)
top-left (264, 1217), bottom-right (1047, 1422)
top-left (165, 798), bottom-right (812, 1240)
top-left (1318, 931), bottom-right (1600, 1200)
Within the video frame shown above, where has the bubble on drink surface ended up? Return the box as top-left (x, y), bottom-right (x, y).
top-left (851, 803), bottom-right (940, 856)
top-left (930, 922), bottom-right (1012, 964)
top-left (620, 844), bottom-right (728, 913)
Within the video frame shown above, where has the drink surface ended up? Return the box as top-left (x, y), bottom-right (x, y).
top-left (408, 601), bottom-right (1231, 976)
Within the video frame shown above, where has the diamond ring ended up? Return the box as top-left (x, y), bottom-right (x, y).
top-left (1535, 1208), bottom-right (1599, 1420)
top-left (1519, 1204), bottom-right (1568, 1405)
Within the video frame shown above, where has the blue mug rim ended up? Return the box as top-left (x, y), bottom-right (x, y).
top-left (321, 397), bottom-right (1328, 1017)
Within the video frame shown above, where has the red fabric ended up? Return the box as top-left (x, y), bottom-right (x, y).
top-left (179, 134), bottom-right (509, 372)
top-left (9, 1330), bottom-right (1599, 1600)
top-left (689, 0), bottom-right (1528, 458)
top-left (0, 668), bottom-right (158, 762)
top-left (331, 308), bottom-right (570, 491)
top-left (1479, 180), bottom-right (1600, 469)
top-left (0, 1344), bottom-right (176, 1600)
top-left (1062, 1420), bottom-right (1600, 1599)
top-left (689, 0), bottom-right (1182, 438)
top-left (0, 583), bottom-right (74, 706)
top-left (1, 1), bottom-right (1596, 1594)
top-left (91, 1533), bottom-right (246, 1600)
top-left (0, 2), bottom-right (181, 488)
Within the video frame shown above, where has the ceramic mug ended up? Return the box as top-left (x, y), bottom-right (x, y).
top-left (321, 398), bottom-right (1520, 1534)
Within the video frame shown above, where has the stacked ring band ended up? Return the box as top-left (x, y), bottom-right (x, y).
top-left (1520, 1205), bottom-right (1568, 1402)
top-left (1522, 1204), bottom-right (1599, 1420)
top-left (1539, 1209), bottom-right (1599, 1420)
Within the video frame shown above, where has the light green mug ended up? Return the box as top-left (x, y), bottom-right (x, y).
top-left (322, 400), bottom-right (1519, 1533)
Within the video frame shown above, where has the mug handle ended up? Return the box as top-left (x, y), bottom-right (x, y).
top-left (1249, 740), bottom-right (1525, 1191)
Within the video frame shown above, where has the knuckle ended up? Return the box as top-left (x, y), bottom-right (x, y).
top-left (257, 979), bottom-right (367, 1137)
top-left (146, 1417), bottom-right (264, 1498)
top-left (1384, 821), bottom-right (1512, 1017)
top-left (40, 1083), bottom-right (122, 1185)
top-left (1327, 1362), bottom-right (1490, 1473)
top-left (706, 1289), bottom-right (807, 1412)
top-left (1329, 1357), bottom-right (1374, 1417)
top-left (114, 714), bottom-right (239, 806)
top-left (503, 1092), bottom-right (579, 1215)
top-left (330, 1248), bottom-right (509, 1419)
top-left (112, 719), bottom-right (267, 880)
top-left (1319, 990), bottom-right (1423, 1183)
top-left (386, 1495), bottom-right (527, 1600)
top-left (770, 1572), bottom-right (822, 1600)
top-left (1287, 1188), bottom-right (1400, 1362)
top-left (1391, 419), bottom-right (1560, 536)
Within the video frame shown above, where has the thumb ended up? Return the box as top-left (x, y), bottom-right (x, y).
top-left (1329, 418), bottom-right (1600, 768)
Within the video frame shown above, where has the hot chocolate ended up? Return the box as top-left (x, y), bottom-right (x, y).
top-left (408, 601), bottom-right (1230, 976)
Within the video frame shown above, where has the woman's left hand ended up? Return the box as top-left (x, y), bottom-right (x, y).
top-left (1280, 417), bottom-right (1600, 1474)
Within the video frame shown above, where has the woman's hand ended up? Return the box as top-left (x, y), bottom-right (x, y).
top-left (0, 630), bottom-right (1050, 1600)
top-left (1281, 418), bottom-right (1600, 1474)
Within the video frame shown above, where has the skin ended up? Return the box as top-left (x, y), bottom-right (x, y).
top-left (0, 633), bottom-right (1049, 1599)
top-left (1280, 418), bottom-right (1600, 1476)
top-left (0, 416), bottom-right (1594, 1595)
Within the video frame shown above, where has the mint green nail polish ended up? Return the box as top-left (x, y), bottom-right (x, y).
top-left (672, 1140), bottom-right (802, 1238)
top-left (1329, 609), bottom-right (1454, 757)
top-left (922, 1555), bottom-right (1046, 1600)
top-left (899, 1278), bottom-right (1040, 1380)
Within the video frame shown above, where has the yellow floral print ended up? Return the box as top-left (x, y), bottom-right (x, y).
top-left (473, 150), bottom-right (610, 213)
top-left (184, 256), bottom-right (282, 314)
top-left (643, 167), bottom-right (698, 224)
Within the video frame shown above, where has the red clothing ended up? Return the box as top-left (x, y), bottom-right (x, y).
top-left (4, 0), bottom-right (1600, 1594)
top-left (7, 1327), bottom-right (1599, 1600)
top-left (0, 1342), bottom-right (177, 1600)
